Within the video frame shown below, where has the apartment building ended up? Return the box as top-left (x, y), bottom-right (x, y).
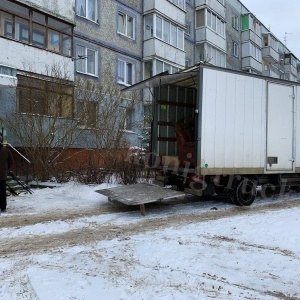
top-left (73, 0), bottom-right (143, 147)
top-left (1, 0), bottom-right (299, 153)
top-left (0, 0), bottom-right (75, 145)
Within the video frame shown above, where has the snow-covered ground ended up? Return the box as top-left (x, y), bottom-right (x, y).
top-left (0, 182), bottom-right (299, 299)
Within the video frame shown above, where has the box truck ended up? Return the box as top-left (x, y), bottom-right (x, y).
top-left (99, 64), bottom-right (300, 211)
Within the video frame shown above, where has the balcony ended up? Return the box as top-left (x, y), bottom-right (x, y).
top-left (0, 64), bottom-right (17, 89)
top-left (242, 30), bottom-right (262, 48)
top-left (195, 0), bottom-right (225, 19)
top-left (262, 69), bottom-right (280, 79)
top-left (143, 0), bottom-right (185, 26)
top-left (284, 64), bottom-right (298, 77)
top-left (143, 38), bottom-right (185, 67)
top-left (0, 39), bottom-right (74, 81)
top-left (242, 57), bottom-right (262, 73)
top-left (262, 46), bottom-right (279, 64)
top-left (195, 27), bottom-right (226, 52)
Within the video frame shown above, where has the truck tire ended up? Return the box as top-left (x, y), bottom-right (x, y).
top-left (232, 178), bottom-right (257, 206)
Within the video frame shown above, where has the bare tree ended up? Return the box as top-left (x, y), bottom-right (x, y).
top-left (5, 60), bottom-right (140, 183)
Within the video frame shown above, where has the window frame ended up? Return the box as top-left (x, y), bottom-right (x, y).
top-left (206, 10), bottom-right (225, 38)
top-left (144, 13), bottom-right (185, 51)
top-left (232, 15), bottom-right (239, 31)
top-left (76, 0), bottom-right (98, 23)
top-left (117, 59), bottom-right (135, 86)
top-left (17, 75), bottom-right (74, 118)
top-left (77, 100), bottom-right (98, 128)
top-left (168, 0), bottom-right (185, 10)
top-left (117, 11), bottom-right (135, 40)
top-left (0, 4), bottom-right (73, 57)
top-left (75, 44), bottom-right (98, 77)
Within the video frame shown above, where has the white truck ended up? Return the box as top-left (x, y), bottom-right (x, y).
top-left (99, 63), bottom-right (300, 212)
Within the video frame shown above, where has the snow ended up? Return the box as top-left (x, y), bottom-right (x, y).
top-left (0, 182), bottom-right (300, 299)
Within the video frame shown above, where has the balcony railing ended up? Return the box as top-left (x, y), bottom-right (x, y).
top-left (241, 30), bottom-right (262, 48)
top-left (262, 46), bottom-right (279, 64)
top-left (242, 57), bottom-right (262, 73)
top-left (195, 27), bottom-right (226, 52)
top-left (143, 39), bottom-right (185, 67)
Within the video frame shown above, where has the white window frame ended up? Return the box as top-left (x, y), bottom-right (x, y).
top-left (168, 0), bottom-right (185, 10)
top-left (76, 0), bottom-right (97, 22)
top-left (206, 10), bottom-right (225, 38)
top-left (117, 59), bottom-right (134, 86)
top-left (118, 12), bottom-right (135, 39)
top-left (155, 14), bottom-right (184, 50)
top-left (232, 15), bottom-right (239, 30)
top-left (155, 59), bottom-right (180, 75)
top-left (75, 44), bottom-right (98, 76)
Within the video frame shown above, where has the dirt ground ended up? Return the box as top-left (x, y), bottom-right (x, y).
top-left (1, 195), bottom-right (300, 258)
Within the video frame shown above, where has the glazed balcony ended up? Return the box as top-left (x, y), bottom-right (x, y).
top-left (195, 27), bottom-right (226, 52)
top-left (143, 0), bottom-right (185, 26)
top-left (242, 56), bottom-right (262, 73)
top-left (242, 30), bottom-right (262, 48)
top-left (195, 0), bottom-right (225, 19)
top-left (262, 46), bottom-right (279, 64)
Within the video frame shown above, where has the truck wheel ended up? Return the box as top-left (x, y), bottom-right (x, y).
top-left (232, 178), bottom-right (256, 206)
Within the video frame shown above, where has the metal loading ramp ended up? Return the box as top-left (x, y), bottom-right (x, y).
top-left (96, 183), bottom-right (185, 215)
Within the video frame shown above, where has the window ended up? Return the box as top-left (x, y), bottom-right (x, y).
top-left (118, 12), bottom-right (134, 39)
top-left (76, 0), bottom-right (97, 22)
top-left (77, 101), bottom-right (98, 128)
top-left (168, 0), bottom-right (185, 10)
top-left (170, 24), bottom-right (177, 47)
top-left (206, 45), bottom-right (226, 67)
top-left (0, 6), bottom-right (73, 56)
top-left (119, 107), bottom-right (133, 131)
top-left (242, 42), bottom-right (262, 61)
top-left (163, 19), bottom-right (170, 43)
top-left (144, 13), bottom-right (184, 50)
top-left (144, 61), bottom-right (153, 79)
top-left (15, 17), bottom-right (29, 43)
top-left (206, 10), bottom-right (225, 37)
top-left (242, 14), bottom-right (249, 30)
top-left (75, 45), bottom-right (97, 76)
top-left (196, 9), bottom-right (205, 27)
top-left (17, 75), bottom-right (73, 118)
top-left (145, 14), bottom-right (153, 39)
top-left (156, 16), bottom-right (162, 39)
top-left (178, 28), bottom-right (184, 49)
top-left (232, 15), bottom-right (239, 30)
top-left (156, 60), bottom-right (180, 75)
top-left (233, 42), bottom-right (239, 58)
top-left (118, 60), bottom-right (134, 86)
top-left (32, 23), bottom-right (46, 48)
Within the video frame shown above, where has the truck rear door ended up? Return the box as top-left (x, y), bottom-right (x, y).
top-left (266, 82), bottom-right (295, 171)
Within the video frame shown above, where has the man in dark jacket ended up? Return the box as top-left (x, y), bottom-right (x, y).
top-left (0, 134), bottom-right (14, 212)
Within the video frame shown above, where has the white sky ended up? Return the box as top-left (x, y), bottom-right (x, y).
top-left (241, 0), bottom-right (300, 59)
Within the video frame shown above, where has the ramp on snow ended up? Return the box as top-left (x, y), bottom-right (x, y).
top-left (96, 183), bottom-right (185, 215)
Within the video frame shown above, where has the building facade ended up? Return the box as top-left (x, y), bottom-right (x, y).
top-left (0, 0), bottom-right (299, 152)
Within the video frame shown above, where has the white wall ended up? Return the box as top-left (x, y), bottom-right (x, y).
top-left (144, 39), bottom-right (185, 67)
top-left (0, 39), bottom-right (74, 80)
top-left (17, 0), bottom-right (75, 23)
